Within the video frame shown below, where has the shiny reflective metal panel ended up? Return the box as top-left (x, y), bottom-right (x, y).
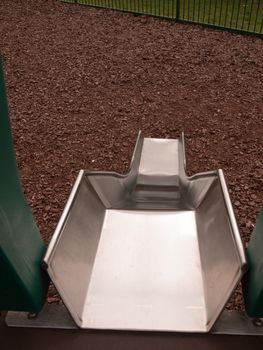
top-left (44, 134), bottom-right (246, 332)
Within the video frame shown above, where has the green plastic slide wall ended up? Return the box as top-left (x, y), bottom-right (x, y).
top-left (244, 208), bottom-right (263, 318)
top-left (0, 56), bottom-right (49, 312)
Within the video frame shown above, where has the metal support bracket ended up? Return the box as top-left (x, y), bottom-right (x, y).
top-left (5, 304), bottom-right (263, 336)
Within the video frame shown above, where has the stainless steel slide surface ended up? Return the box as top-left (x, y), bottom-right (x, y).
top-left (44, 134), bottom-right (246, 332)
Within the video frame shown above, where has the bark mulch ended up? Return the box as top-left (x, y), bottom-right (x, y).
top-left (0, 0), bottom-right (262, 309)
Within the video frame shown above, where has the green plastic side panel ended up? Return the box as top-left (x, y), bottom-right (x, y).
top-left (0, 57), bottom-right (49, 312)
top-left (243, 208), bottom-right (263, 317)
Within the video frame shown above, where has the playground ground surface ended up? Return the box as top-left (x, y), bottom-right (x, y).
top-left (0, 0), bottom-right (262, 309)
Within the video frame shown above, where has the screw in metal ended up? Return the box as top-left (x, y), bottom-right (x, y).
top-left (252, 318), bottom-right (263, 327)
top-left (27, 312), bottom-right (38, 319)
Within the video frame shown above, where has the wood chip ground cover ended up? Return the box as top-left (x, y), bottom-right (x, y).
top-left (0, 0), bottom-right (262, 309)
